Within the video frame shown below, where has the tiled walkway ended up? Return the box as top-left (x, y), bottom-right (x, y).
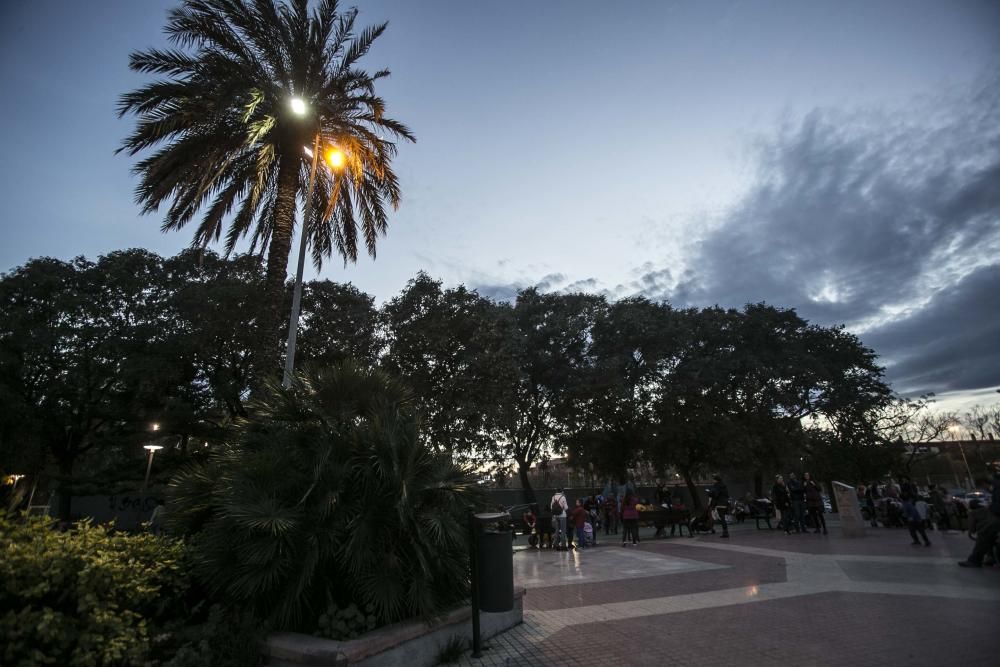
top-left (455, 521), bottom-right (1000, 666)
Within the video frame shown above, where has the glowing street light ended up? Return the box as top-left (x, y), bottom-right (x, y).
top-left (289, 97), bottom-right (307, 116)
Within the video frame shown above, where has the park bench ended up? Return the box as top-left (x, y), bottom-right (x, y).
top-left (639, 508), bottom-right (692, 538)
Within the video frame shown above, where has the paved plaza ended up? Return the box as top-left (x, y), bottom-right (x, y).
top-left (456, 519), bottom-right (1000, 666)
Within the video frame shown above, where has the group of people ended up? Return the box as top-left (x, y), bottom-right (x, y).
top-left (770, 472), bottom-right (828, 536)
top-left (521, 486), bottom-right (647, 550)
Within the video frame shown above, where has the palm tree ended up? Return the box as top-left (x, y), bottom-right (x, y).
top-left (118, 0), bottom-right (415, 298)
top-left (168, 362), bottom-right (484, 630)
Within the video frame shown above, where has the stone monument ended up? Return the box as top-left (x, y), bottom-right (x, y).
top-left (832, 481), bottom-right (866, 537)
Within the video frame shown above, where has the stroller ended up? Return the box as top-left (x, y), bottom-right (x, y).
top-left (689, 507), bottom-right (716, 534)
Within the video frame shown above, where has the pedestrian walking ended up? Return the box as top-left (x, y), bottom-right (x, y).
top-left (550, 488), bottom-right (569, 550)
top-left (899, 476), bottom-right (931, 547)
top-left (708, 474), bottom-right (730, 538)
top-left (958, 467), bottom-right (1000, 568)
top-left (621, 491), bottom-right (640, 546)
top-left (772, 475), bottom-right (792, 534)
top-left (803, 472), bottom-right (827, 535)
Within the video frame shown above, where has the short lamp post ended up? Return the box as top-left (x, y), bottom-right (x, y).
top-left (142, 445), bottom-right (163, 494)
top-left (948, 425), bottom-right (974, 489)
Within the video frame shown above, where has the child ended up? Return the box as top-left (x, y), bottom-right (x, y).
top-left (570, 499), bottom-right (589, 549)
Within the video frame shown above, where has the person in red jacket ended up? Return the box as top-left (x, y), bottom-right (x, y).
top-left (621, 491), bottom-right (640, 546)
top-left (570, 499), bottom-right (589, 549)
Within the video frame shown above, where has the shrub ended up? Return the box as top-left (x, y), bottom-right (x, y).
top-left (0, 512), bottom-right (187, 666)
top-left (168, 362), bottom-right (485, 633)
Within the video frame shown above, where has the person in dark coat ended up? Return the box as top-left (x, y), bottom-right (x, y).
top-left (959, 468), bottom-right (1000, 568)
top-left (787, 473), bottom-right (807, 533)
top-left (708, 474), bottom-right (730, 538)
top-left (772, 475), bottom-right (792, 534)
top-left (803, 472), bottom-right (828, 535)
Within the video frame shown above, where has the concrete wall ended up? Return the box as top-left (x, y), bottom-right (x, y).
top-left (265, 589), bottom-right (524, 667)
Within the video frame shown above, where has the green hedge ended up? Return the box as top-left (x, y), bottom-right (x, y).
top-left (0, 513), bottom-right (260, 666)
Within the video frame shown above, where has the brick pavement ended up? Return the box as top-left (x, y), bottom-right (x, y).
top-left (454, 522), bottom-right (1000, 666)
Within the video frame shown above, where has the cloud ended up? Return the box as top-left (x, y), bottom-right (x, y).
top-left (660, 77), bottom-right (1000, 396)
top-left (861, 265), bottom-right (1000, 395)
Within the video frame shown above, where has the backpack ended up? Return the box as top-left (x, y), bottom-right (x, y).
top-left (551, 495), bottom-right (564, 515)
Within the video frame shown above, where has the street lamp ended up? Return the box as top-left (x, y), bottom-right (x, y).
top-left (948, 425), bottom-right (974, 489)
top-left (281, 115), bottom-right (347, 388)
top-left (142, 444), bottom-right (164, 493)
top-left (289, 96), bottom-right (307, 116)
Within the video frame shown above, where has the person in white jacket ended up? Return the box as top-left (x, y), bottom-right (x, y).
top-left (550, 488), bottom-right (569, 550)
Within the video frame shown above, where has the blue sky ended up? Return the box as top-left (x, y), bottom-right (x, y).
top-left (1, 0), bottom-right (998, 410)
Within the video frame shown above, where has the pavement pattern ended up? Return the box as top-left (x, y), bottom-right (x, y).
top-left (454, 520), bottom-right (1000, 666)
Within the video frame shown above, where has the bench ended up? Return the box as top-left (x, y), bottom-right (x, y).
top-left (639, 508), bottom-right (693, 538)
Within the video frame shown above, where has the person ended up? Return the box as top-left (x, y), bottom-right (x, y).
top-left (803, 473), bottom-right (828, 535)
top-left (708, 474), bottom-right (730, 538)
top-left (772, 475), bottom-right (792, 534)
top-left (550, 487), bottom-right (569, 550)
top-left (787, 473), bottom-right (807, 533)
top-left (928, 484), bottom-right (950, 531)
top-left (653, 483), bottom-right (672, 537)
top-left (899, 475), bottom-right (931, 547)
top-left (958, 468), bottom-right (1000, 568)
top-left (621, 491), bottom-right (640, 546)
top-left (570, 499), bottom-right (589, 549)
top-left (584, 494), bottom-right (600, 545)
top-left (864, 481), bottom-right (880, 528)
top-left (522, 506), bottom-right (538, 548)
top-left (149, 499), bottom-right (166, 536)
top-left (603, 493), bottom-right (619, 535)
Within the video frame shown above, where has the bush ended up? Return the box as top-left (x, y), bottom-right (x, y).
top-left (0, 512), bottom-right (187, 666)
top-left (168, 362), bottom-right (485, 633)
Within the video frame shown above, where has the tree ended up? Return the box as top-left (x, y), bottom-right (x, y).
top-left (485, 290), bottom-right (606, 502)
top-left (0, 251), bottom-right (185, 520)
top-left (380, 274), bottom-right (504, 462)
top-left (119, 0), bottom-right (415, 301)
top-left (297, 279), bottom-right (380, 367)
top-left (560, 297), bottom-right (680, 481)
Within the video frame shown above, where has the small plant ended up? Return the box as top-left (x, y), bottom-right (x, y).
top-left (435, 635), bottom-right (467, 665)
top-left (315, 601), bottom-right (379, 640)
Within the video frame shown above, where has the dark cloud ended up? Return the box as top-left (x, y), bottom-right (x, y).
top-left (861, 265), bottom-right (1000, 395)
top-left (661, 77), bottom-right (1000, 395)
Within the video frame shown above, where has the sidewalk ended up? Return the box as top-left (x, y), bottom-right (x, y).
top-left (456, 521), bottom-right (1000, 666)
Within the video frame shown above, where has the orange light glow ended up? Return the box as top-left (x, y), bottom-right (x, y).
top-left (325, 147), bottom-right (346, 169)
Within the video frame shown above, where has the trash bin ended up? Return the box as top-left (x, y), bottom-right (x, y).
top-left (475, 522), bottom-right (514, 613)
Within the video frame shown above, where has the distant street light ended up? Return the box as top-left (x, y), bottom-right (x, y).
top-left (282, 106), bottom-right (348, 388)
top-left (289, 96), bottom-right (307, 116)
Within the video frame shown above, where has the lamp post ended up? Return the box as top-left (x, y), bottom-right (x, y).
top-left (282, 97), bottom-right (346, 388)
top-left (949, 425), bottom-right (974, 489)
top-left (142, 444), bottom-right (164, 493)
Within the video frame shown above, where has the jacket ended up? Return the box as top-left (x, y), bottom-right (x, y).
top-left (788, 478), bottom-right (805, 501)
top-left (771, 483), bottom-right (790, 509)
top-left (709, 481), bottom-right (729, 508)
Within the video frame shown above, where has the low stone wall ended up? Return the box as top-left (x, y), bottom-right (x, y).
top-left (264, 588), bottom-right (525, 666)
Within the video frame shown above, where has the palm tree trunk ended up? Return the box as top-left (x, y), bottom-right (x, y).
top-left (265, 152), bottom-right (300, 297)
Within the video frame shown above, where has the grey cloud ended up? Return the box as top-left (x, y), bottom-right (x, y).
top-left (671, 79), bottom-right (1000, 330)
top-left (655, 77), bottom-right (1000, 395)
top-left (861, 265), bottom-right (1000, 395)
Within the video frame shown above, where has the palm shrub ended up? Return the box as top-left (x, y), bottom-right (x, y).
top-left (168, 362), bottom-right (484, 632)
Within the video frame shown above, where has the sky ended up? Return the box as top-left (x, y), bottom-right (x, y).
top-left (1, 0), bottom-right (998, 413)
